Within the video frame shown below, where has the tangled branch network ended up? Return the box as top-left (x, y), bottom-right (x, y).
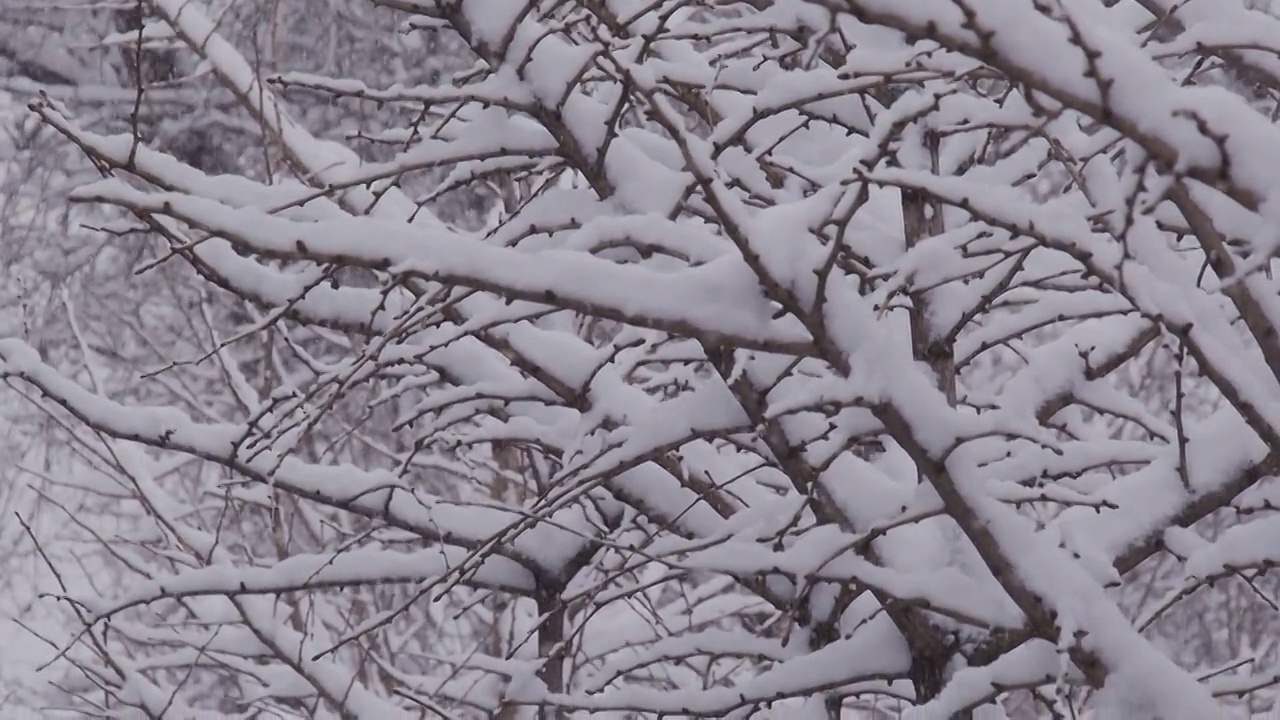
top-left (5, 0), bottom-right (1280, 717)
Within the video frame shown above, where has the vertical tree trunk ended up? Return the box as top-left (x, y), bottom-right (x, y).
top-left (903, 132), bottom-right (957, 406)
top-left (901, 130), bottom-right (970, 717)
